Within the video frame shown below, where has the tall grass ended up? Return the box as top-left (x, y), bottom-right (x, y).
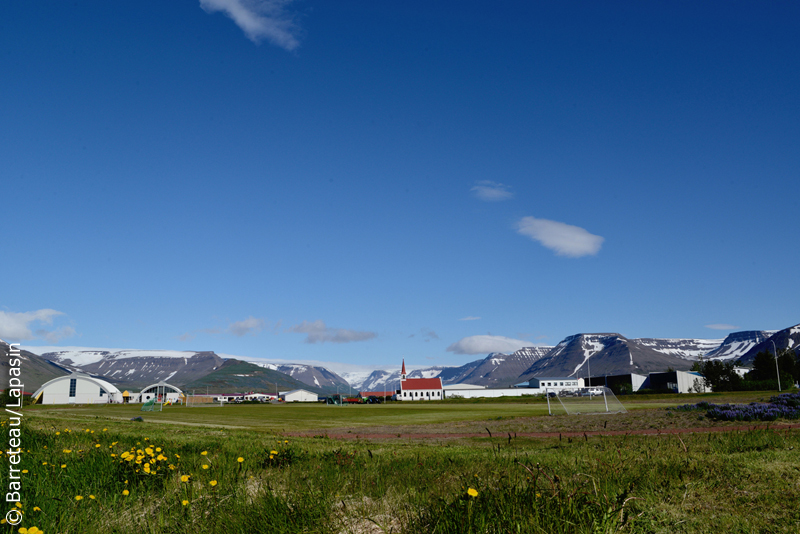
top-left (2, 413), bottom-right (799, 533)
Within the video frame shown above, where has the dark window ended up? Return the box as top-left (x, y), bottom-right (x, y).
top-left (100, 388), bottom-right (106, 397)
top-left (69, 379), bottom-right (77, 397)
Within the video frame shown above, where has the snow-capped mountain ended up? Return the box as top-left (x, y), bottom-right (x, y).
top-left (247, 362), bottom-right (349, 391)
top-left (35, 348), bottom-right (227, 389)
top-left (634, 338), bottom-right (724, 360)
top-left (704, 330), bottom-right (777, 361)
top-left (739, 324), bottom-right (800, 364)
top-left (441, 346), bottom-right (553, 387)
top-left (518, 333), bottom-right (695, 380)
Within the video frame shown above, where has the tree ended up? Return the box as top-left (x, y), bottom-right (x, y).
top-left (699, 360), bottom-right (743, 392)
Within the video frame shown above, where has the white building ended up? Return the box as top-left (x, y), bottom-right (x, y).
top-left (139, 382), bottom-right (183, 404)
top-left (280, 389), bottom-right (318, 402)
top-left (397, 360), bottom-right (443, 401)
top-left (443, 384), bottom-right (541, 399)
top-left (526, 377), bottom-right (585, 394)
top-left (32, 373), bottom-right (123, 405)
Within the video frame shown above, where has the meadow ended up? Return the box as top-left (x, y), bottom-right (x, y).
top-left (3, 393), bottom-right (799, 533)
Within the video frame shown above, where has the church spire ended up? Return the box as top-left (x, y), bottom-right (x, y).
top-left (401, 359), bottom-right (406, 379)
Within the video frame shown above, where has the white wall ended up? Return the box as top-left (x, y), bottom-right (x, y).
top-left (398, 389), bottom-right (442, 400)
top-left (443, 388), bottom-right (541, 399)
top-left (39, 377), bottom-right (120, 405)
top-left (282, 390), bottom-right (318, 402)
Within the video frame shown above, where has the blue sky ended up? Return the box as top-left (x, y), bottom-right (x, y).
top-left (3, 1), bottom-right (799, 370)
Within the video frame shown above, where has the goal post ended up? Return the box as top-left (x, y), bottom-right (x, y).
top-left (546, 386), bottom-right (627, 415)
top-left (185, 394), bottom-right (225, 407)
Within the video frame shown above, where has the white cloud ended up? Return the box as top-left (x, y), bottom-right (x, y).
top-left (705, 323), bottom-right (739, 330)
top-left (200, 0), bottom-right (301, 50)
top-left (0, 309), bottom-right (70, 342)
top-left (446, 335), bottom-right (532, 355)
top-left (516, 216), bottom-right (604, 258)
top-left (37, 326), bottom-right (77, 344)
top-left (471, 180), bottom-right (513, 201)
top-left (288, 320), bottom-right (377, 344)
top-left (228, 316), bottom-right (266, 336)
top-left (459, 316), bottom-right (481, 321)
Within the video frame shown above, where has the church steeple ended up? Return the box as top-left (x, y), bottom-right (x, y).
top-left (401, 359), bottom-right (407, 379)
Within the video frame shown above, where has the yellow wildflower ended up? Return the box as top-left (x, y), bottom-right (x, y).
top-left (270, 450), bottom-right (278, 455)
top-left (467, 488), bottom-right (478, 498)
top-left (89, 495), bottom-right (96, 500)
top-left (182, 500), bottom-right (189, 506)
top-left (181, 475), bottom-right (190, 482)
top-left (61, 464), bottom-right (67, 469)
top-left (237, 457), bottom-right (244, 463)
top-left (209, 480), bottom-right (217, 487)
top-left (122, 490), bottom-right (129, 496)
top-left (201, 451), bottom-right (208, 456)
top-left (75, 495), bottom-right (84, 501)
top-left (33, 507), bottom-right (41, 512)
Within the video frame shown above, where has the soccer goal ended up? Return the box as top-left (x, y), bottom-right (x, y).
top-left (545, 387), bottom-right (627, 415)
top-left (140, 398), bottom-right (161, 412)
top-left (186, 394), bottom-right (225, 407)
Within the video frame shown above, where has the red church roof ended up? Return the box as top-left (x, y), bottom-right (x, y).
top-left (401, 377), bottom-right (442, 390)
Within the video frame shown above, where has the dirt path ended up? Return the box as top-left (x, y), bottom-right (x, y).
top-left (284, 422), bottom-right (800, 441)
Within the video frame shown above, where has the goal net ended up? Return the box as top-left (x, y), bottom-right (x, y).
top-left (545, 387), bottom-right (627, 415)
top-left (185, 395), bottom-right (226, 407)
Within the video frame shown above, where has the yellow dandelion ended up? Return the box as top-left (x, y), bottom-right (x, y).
top-left (156, 447), bottom-right (162, 452)
top-left (145, 448), bottom-right (153, 456)
top-left (237, 457), bottom-right (244, 463)
top-left (61, 464), bottom-right (67, 469)
top-left (181, 475), bottom-right (190, 482)
top-left (63, 449), bottom-right (72, 453)
top-left (19, 528), bottom-right (27, 534)
top-left (21, 470), bottom-right (28, 474)
top-left (42, 462), bottom-right (47, 465)
top-left (209, 480), bottom-right (217, 487)
top-left (202, 464), bottom-right (209, 470)
top-left (175, 454), bottom-right (180, 459)
top-left (95, 444), bottom-right (101, 448)
top-left (284, 440), bottom-right (288, 443)
top-left (182, 500), bottom-right (189, 506)
top-left (28, 528), bottom-right (42, 534)
top-left (15, 502), bottom-right (22, 508)
top-left (201, 451), bottom-right (208, 456)
top-left (33, 507), bottom-right (41, 512)
top-left (75, 495), bottom-right (84, 501)
top-left (122, 490), bottom-right (129, 496)
top-left (55, 432), bottom-right (60, 435)
top-left (271, 450), bottom-right (278, 455)
top-left (103, 428), bottom-right (107, 431)
top-left (467, 488), bottom-right (478, 498)
top-left (89, 495), bottom-right (96, 500)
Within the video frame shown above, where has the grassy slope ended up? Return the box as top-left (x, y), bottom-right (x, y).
top-left (180, 360), bottom-right (327, 395)
top-left (8, 399), bottom-right (800, 534)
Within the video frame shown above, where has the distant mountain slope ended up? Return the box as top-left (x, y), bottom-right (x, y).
top-left (182, 360), bottom-right (325, 395)
top-left (1, 341), bottom-right (69, 392)
top-left (519, 334), bottom-right (694, 380)
top-left (447, 347), bottom-right (553, 387)
top-left (738, 324), bottom-right (800, 364)
top-left (634, 338), bottom-right (723, 360)
top-left (38, 349), bottom-right (227, 389)
top-left (703, 330), bottom-right (774, 361)
top-left (247, 362), bottom-right (350, 391)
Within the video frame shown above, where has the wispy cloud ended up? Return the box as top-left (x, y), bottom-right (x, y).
top-left (516, 216), bottom-right (604, 258)
top-left (0, 309), bottom-right (75, 343)
top-left (179, 317), bottom-right (263, 341)
top-left (705, 323), bottom-right (739, 331)
top-left (228, 316), bottom-right (266, 336)
top-left (421, 328), bottom-right (439, 341)
top-left (471, 180), bottom-right (513, 202)
top-left (459, 316), bottom-right (481, 321)
top-left (446, 335), bottom-right (532, 355)
top-left (199, 0), bottom-right (301, 50)
top-left (288, 320), bottom-right (377, 344)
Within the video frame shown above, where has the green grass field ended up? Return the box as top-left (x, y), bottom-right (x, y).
top-left (5, 392), bottom-right (799, 533)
